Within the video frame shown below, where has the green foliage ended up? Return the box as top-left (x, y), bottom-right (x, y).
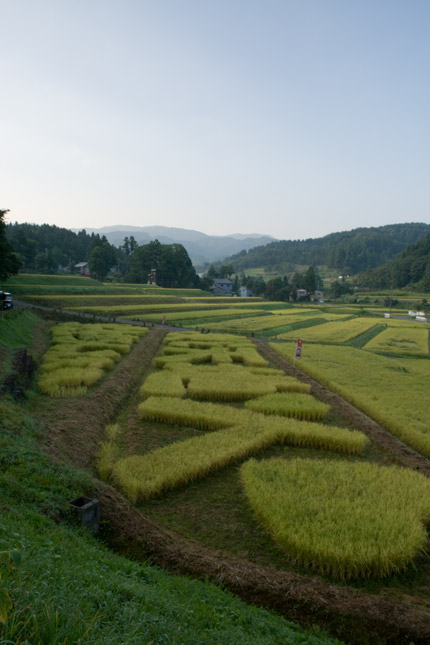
top-left (0, 210), bottom-right (20, 280)
top-left (127, 239), bottom-right (199, 287)
top-left (241, 458), bottom-right (430, 578)
top-left (223, 223), bottom-right (430, 275)
top-left (0, 310), bottom-right (39, 349)
top-left (358, 234), bottom-right (430, 290)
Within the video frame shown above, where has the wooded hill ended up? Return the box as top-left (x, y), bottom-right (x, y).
top-left (218, 223), bottom-right (430, 276)
top-left (357, 234), bottom-right (430, 291)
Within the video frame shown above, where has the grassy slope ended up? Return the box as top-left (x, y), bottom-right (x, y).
top-left (0, 313), bottom-right (337, 645)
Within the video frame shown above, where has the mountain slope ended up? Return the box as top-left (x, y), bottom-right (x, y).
top-left (76, 226), bottom-right (276, 265)
top-left (218, 223), bottom-right (430, 275)
top-left (357, 234), bottom-right (430, 290)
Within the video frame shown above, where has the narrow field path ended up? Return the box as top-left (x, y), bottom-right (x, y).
top-left (254, 339), bottom-right (430, 477)
top-left (44, 329), bottom-right (167, 469)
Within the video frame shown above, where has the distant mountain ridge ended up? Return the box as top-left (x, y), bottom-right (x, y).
top-left (72, 225), bottom-right (276, 266)
top-left (216, 223), bottom-right (430, 276)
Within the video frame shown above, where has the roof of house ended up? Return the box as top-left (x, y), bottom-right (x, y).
top-left (213, 278), bottom-right (232, 285)
top-left (74, 262), bottom-right (88, 268)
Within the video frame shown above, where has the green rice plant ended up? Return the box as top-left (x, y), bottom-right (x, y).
top-left (97, 424), bottom-right (121, 480)
top-left (245, 392), bottom-right (330, 420)
top-left (140, 371), bottom-right (186, 399)
top-left (112, 415), bottom-right (368, 502)
top-left (270, 343), bottom-right (430, 457)
top-left (277, 318), bottom-right (378, 343)
top-left (241, 458), bottom-right (430, 579)
top-left (363, 327), bottom-right (429, 355)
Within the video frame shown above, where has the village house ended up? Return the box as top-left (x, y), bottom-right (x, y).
top-left (74, 262), bottom-right (90, 276)
top-left (210, 278), bottom-right (233, 295)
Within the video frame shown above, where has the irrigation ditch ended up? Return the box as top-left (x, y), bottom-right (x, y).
top-left (35, 323), bottom-right (430, 644)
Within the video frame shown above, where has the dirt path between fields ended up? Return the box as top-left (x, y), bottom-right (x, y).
top-left (254, 339), bottom-right (430, 477)
top-left (43, 328), bottom-right (430, 644)
top-left (43, 329), bottom-right (167, 469)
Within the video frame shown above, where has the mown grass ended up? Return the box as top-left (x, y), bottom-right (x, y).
top-left (0, 399), bottom-right (339, 645)
top-left (0, 309), bottom-right (40, 349)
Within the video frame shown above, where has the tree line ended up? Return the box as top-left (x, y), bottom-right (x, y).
top-left (357, 235), bottom-right (430, 292)
top-left (1, 217), bottom-right (199, 287)
top-left (219, 223), bottom-right (430, 276)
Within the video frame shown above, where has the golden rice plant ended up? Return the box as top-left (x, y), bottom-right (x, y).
top-left (39, 321), bottom-right (147, 397)
top-left (138, 396), bottom-right (245, 429)
top-left (97, 424), bottom-right (121, 480)
top-left (241, 458), bottom-right (430, 579)
top-left (140, 371), bottom-right (186, 398)
top-left (363, 326), bottom-right (429, 355)
top-left (187, 368), bottom-right (278, 401)
top-left (245, 392), bottom-right (330, 420)
top-left (270, 343), bottom-right (430, 458)
top-left (112, 415), bottom-right (368, 503)
top-left (277, 317), bottom-right (377, 343)
top-left (232, 347), bottom-right (268, 367)
top-left (269, 375), bottom-right (311, 393)
top-left (39, 367), bottom-right (103, 397)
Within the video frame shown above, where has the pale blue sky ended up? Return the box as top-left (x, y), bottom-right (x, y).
top-left (1, 0), bottom-right (429, 239)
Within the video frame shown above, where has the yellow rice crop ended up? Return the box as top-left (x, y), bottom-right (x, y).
top-left (270, 342), bottom-right (430, 457)
top-left (97, 424), bottom-right (121, 480)
top-left (111, 415), bottom-right (368, 503)
top-left (39, 322), bottom-right (147, 396)
top-left (140, 371), bottom-right (186, 398)
top-left (277, 317), bottom-right (377, 343)
top-left (187, 368), bottom-right (278, 401)
top-left (241, 457), bottom-right (430, 579)
top-left (208, 314), bottom-right (321, 333)
top-left (363, 326), bottom-right (429, 355)
top-left (245, 393), bottom-right (330, 420)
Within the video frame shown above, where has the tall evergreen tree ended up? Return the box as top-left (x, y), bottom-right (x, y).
top-left (0, 210), bottom-right (20, 280)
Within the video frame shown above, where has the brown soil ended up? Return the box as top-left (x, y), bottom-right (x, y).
top-left (43, 330), bottom-right (430, 644)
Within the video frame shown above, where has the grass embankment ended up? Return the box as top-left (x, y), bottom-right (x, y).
top-left (0, 400), bottom-right (338, 645)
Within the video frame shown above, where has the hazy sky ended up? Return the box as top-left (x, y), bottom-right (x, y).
top-left (1, 0), bottom-right (429, 240)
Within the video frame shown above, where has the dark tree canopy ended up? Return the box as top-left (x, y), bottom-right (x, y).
top-left (0, 210), bottom-right (20, 280)
top-left (357, 235), bottom-right (430, 291)
top-left (127, 240), bottom-right (199, 288)
top-left (218, 223), bottom-right (430, 276)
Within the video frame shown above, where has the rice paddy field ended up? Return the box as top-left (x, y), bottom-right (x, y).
top-left (3, 275), bottom-right (430, 642)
